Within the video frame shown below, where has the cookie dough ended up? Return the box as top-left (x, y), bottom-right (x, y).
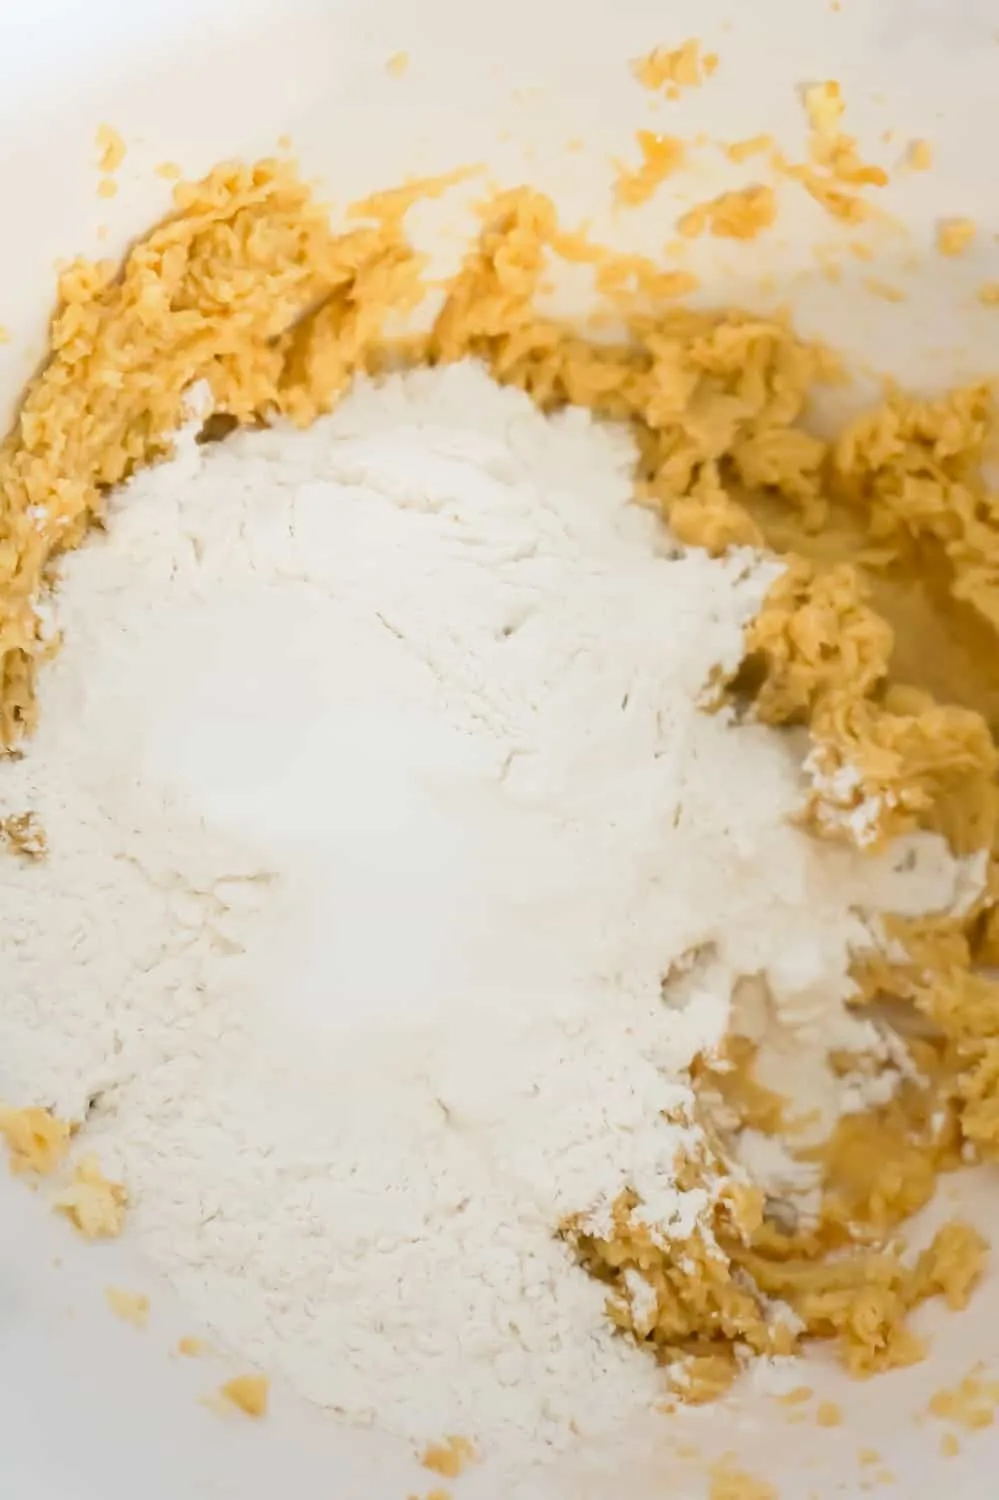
top-left (1, 159), bottom-right (997, 1390)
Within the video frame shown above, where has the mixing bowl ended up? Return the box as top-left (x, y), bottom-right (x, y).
top-left (1, 1), bottom-right (998, 1495)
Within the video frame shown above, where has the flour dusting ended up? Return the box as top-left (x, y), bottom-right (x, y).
top-left (0, 361), bottom-right (970, 1454)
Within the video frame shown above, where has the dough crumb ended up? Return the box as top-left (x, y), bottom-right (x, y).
top-left (0, 1106), bottom-right (70, 1175)
top-left (154, 161), bottom-right (183, 181)
top-left (803, 80), bottom-right (887, 187)
top-left (106, 1288), bottom-right (149, 1328)
top-left (420, 1436), bottom-right (478, 1478)
top-left (937, 218), bottom-right (976, 257)
top-left (724, 134), bottom-right (773, 163)
top-left (54, 1155), bottom-right (127, 1238)
top-left (774, 81), bottom-right (887, 224)
top-left (0, 810), bottom-right (47, 859)
top-left (803, 80), bottom-right (845, 136)
top-left (219, 1375), bottom-right (269, 1418)
top-left (614, 132), bottom-right (685, 207)
top-left (928, 1370), bottom-right (999, 1429)
top-left (908, 139), bottom-right (933, 171)
top-left (95, 124), bottom-right (126, 175)
top-left (816, 1400), bottom-right (842, 1427)
top-left (177, 1336), bottom-right (207, 1357)
top-left (677, 184), bottom-right (776, 240)
top-left (940, 1431), bottom-right (961, 1457)
top-left (977, 282), bottom-right (999, 306)
top-left (97, 178), bottom-right (118, 201)
top-left (786, 162), bottom-right (873, 221)
top-left (633, 40), bottom-right (717, 96)
top-left (670, 1353), bottom-right (743, 1404)
top-left (348, 165), bottom-right (480, 229)
top-left (386, 51), bottom-right (409, 77)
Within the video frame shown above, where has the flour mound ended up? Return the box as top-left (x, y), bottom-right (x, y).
top-left (0, 362), bottom-right (968, 1454)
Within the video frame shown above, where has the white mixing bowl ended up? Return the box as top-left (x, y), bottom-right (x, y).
top-left (1, 2), bottom-right (997, 1495)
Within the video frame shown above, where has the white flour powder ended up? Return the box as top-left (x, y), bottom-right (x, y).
top-left (0, 361), bottom-right (974, 1456)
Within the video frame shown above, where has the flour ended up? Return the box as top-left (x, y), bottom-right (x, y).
top-left (0, 361), bottom-right (976, 1458)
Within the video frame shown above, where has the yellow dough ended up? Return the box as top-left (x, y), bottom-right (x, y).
top-left (1, 160), bottom-right (997, 1391)
top-left (54, 1154), bottom-right (128, 1239)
